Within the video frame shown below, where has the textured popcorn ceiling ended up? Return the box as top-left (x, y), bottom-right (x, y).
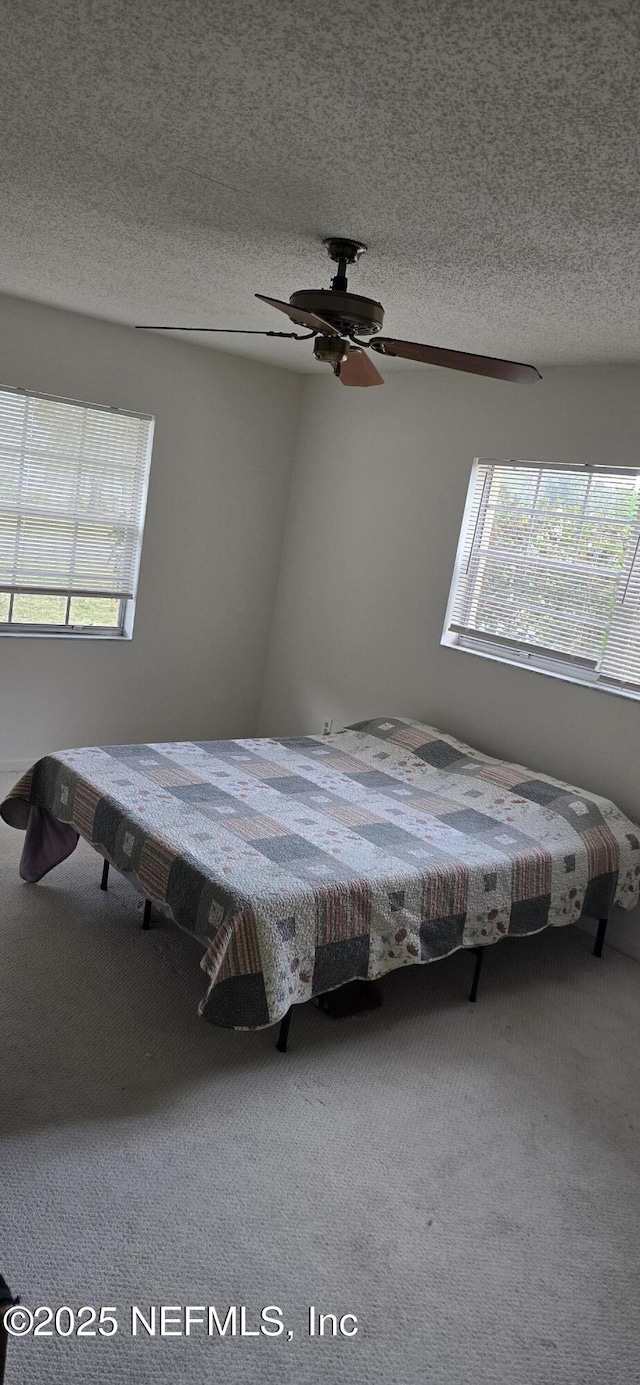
top-left (0, 0), bottom-right (639, 372)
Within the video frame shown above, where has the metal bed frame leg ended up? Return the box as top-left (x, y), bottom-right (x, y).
top-left (142, 898), bottom-right (152, 930)
top-left (276, 1008), bottom-right (293, 1053)
top-left (593, 915), bottom-right (608, 958)
top-left (100, 859), bottom-right (109, 891)
top-left (0, 1274), bottom-right (18, 1385)
top-left (468, 946), bottom-right (484, 1002)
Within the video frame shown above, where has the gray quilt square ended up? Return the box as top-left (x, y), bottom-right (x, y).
top-left (92, 796), bottom-right (124, 859)
top-left (581, 872), bottom-right (617, 920)
top-left (166, 852), bottom-right (237, 933)
top-left (441, 808), bottom-right (502, 834)
top-left (349, 770), bottom-right (403, 789)
top-left (114, 819), bottom-right (146, 873)
top-left (277, 737), bottom-right (321, 751)
top-left (264, 775), bottom-right (317, 795)
top-left (420, 914), bottom-right (466, 960)
top-left (356, 823), bottom-right (420, 849)
top-left (170, 783), bottom-right (239, 808)
top-left (549, 797), bottom-right (605, 831)
top-left (312, 935), bottom-right (371, 992)
top-left (33, 757), bottom-right (68, 810)
top-left (413, 740), bottom-right (466, 768)
top-left (347, 719), bottom-right (407, 738)
top-left (511, 779), bottom-right (563, 807)
top-left (101, 744), bottom-right (155, 758)
top-left (193, 740), bottom-right (244, 755)
top-left (252, 834), bottom-right (325, 864)
top-left (509, 894), bottom-right (551, 935)
top-left (201, 972), bottom-right (270, 1028)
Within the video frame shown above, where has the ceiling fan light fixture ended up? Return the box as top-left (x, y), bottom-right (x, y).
top-left (313, 334), bottom-right (349, 366)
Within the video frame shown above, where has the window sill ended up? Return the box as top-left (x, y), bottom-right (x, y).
top-left (0, 630), bottom-right (131, 641)
top-left (441, 634), bottom-right (640, 705)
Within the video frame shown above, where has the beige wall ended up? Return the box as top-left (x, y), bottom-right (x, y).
top-left (259, 364), bottom-right (640, 957)
top-left (0, 294), bottom-right (303, 766)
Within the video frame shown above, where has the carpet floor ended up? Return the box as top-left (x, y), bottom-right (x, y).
top-left (2, 772), bottom-right (640, 1385)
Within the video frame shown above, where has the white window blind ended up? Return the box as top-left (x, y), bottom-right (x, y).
top-left (443, 458), bottom-right (640, 696)
top-left (0, 386), bottom-right (154, 601)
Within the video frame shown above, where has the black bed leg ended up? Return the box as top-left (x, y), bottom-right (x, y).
top-left (593, 916), bottom-right (608, 958)
top-left (0, 1275), bottom-right (17, 1385)
top-left (100, 859), bottom-right (109, 891)
top-left (276, 1009), bottom-right (293, 1053)
top-left (142, 898), bottom-right (152, 930)
top-left (468, 946), bottom-right (484, 1002)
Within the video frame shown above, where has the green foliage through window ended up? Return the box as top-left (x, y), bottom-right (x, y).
top-left (1, 592), bottom-right (123, 631)
top-left (445, 460), bottom-right (640, 693)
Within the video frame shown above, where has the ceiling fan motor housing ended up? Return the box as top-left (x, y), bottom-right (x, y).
top-left (289, 289), bottom-right (384, 337)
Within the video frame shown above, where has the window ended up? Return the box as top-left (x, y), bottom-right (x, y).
top-left (442, 458), bottom-right (640, 698)
top-left (0, 385), bottom-right (154, 636)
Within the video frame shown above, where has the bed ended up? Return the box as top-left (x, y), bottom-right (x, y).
top-left (2, 717), bottom-right (639, 1044)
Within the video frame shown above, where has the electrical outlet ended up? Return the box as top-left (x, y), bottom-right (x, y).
top-left (322, 719), bottom-right (333, 736)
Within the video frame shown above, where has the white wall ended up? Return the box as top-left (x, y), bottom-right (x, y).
top-left (0, 294), bottom-right (302, 766)
top-left (4, 302), bottom-right (638, 956)
top-left (259, 365), bottom-right (640, 958)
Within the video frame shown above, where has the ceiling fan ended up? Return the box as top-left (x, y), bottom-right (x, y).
top-left (136, 238), bottom-right (541, 387)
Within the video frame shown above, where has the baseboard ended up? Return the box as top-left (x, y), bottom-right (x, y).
top-left (577, 911), bottom-right (640, 964)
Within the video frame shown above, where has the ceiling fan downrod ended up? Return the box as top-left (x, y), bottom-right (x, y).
top-left (323, 237), bottom-right (367, 293)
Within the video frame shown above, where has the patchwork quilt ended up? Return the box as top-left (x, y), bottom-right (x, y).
top-left (2, 718), bottom-right (639, 1029)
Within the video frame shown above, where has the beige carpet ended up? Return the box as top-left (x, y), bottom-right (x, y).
top-left (2, 771), bottom-right (640, 1385)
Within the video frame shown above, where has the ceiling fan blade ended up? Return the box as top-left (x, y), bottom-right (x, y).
top-left (371, 338), bottom-right (541, 383)
top-left (338, 345), bottom-right (384, 387)
top-left (135, 326), bottom-right (291, 334)
top-left (255, 293), bottom-right (340, 335)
